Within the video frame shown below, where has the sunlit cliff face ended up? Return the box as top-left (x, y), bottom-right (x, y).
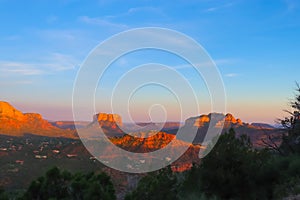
top-left (0, 101), bottom-right (75, 137)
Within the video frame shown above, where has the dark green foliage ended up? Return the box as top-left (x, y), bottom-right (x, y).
top-left (181, 128), bottom-right (276, 200)
top-left (272, 155), bottom-right (300, 198)
top-left (125, 129), bottom-right (281, 200)
top-left (280, 83), bottom-right (300, 154)
top-left (0, 187), bottom-right (8, 200)
top-left (178, 163), bottom-right (203, 199)
top-left (23, 166), bottom-right (116, 200)
top-left (125, 167), bottom-right (178, 200)
top-left (124, 127), bottom-right (300, 199)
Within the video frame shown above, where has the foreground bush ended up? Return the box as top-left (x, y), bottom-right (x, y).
top-left (127, 128), bottom-right (300, 199)
top-left (23, 167), bottom-right (116, 200)
top-left (125, 167), bottom-right (179, 200)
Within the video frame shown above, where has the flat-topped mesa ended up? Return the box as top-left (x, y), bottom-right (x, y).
top-left (93, 113), bottom-right (122, 127)
top-left (188, 114), bottom-right (210, 127)
top-left (184, 113), bottom-right (243, 128)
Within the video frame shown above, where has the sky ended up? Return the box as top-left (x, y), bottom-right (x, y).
top-left (1, 0), bottom-right (300, 124)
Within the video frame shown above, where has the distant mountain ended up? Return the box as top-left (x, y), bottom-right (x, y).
top-left (50, 121), bottom-right (90, 130)
top-left (251, 123), bottom-right (275, 129)
top-left (0, 101), bottom-right (285, 148)
top-left (174, 113), bottom-right (284, 147)
top-left (0, 101), bottom-right (76, 138)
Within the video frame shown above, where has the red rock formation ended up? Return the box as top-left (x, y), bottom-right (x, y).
top-left (109, 131), bottom-right (192, 153)
top-left (184, 113), bottom-right (243, 128)
top-left (225, 113), bottom-right (237, 123)
top-left (92, 113), bottom-right (123, 130)
top-left (93, 113), bottom-right (122, 126)
top-left (185, 114), bottom-right (210, 127)
top-left (236, 118), bottom-right (243, 125)
top-left (0, 101), bottom-right (75, 138)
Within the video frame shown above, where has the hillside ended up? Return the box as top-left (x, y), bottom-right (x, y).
top-left (0, 101), bottom-right (76, 138)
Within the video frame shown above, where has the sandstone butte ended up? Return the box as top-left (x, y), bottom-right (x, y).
top-left (0, 100), bottom-right (254, 143)
top-left (184, 113), bottom-right (243, 128)
top-left (93, 113), bottom-right (123, 130)
top-left (0, 101), bottom-right (75, 138)
top-left (93, 113), bottom-right (122, 125)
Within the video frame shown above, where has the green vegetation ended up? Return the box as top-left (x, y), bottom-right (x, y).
top-left (126, 129), bottom-right (300, 199)
top-left (23, 167), bottom-right (116, 200)
top-left (1, 84), bottom-right (300, 199)
top-left (0, 187), bottom-right (8, 200)
top-left (125, 167), bottom-right (178, 200)
top-left (279, 83), bottom-right (300, 155)
top-left (181, 128), bottom-right (275, 199)
top-left (126, 84), bottom-right (300, 199)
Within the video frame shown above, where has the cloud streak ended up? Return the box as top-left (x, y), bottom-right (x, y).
top-left (79, 16), bottom-right (128, 29)
top-left (224, 73), bottom-right (239, 77)
top-left (203, 2), bottom-right (235, 13)
top-left (0, 53), bottom-right (78, 76)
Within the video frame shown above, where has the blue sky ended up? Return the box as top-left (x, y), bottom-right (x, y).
top-left (1, 0), bottom-right (300, 123)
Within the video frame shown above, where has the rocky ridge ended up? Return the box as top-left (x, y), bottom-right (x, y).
top-left (0, 101), bottom-right (75, 138)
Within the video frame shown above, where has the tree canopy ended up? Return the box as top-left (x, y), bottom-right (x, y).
top-left (280, 83), bottom-right (300, 154)
top-left (23, 167), bottom-right (116, 200)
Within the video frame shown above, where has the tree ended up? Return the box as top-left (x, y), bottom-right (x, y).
top-left (182, 128), bottom-right (276, 200)
top-left (23, 166), bottom-right (116, 200)
top-left (125, 167), bottom-right (179, 200)
top-left (0, 187), bottom-right (8, 200)
top-left (280, 82), bottom-right (300, 154)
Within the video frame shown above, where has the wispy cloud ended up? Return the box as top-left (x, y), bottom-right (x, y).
top-left (97, 4), bottom-right (164, 18)
top-left (0, 80), bottom-right (33, 86)
top-left (126, 6), bottom-right (165, 17)
top-left (173, 59), bottom-right (237, 70)
top-left (0, 62), bottom-right (44, 75)
top-left (78, 16), bottom-right (128, 29)
top-left (224, 73), bottom-right (239, 77)
top-left (43, 53), bottom-right (78, 71)
top-left (0, 53), bottom-right (78, 76)
top-left (203, 2), bottom-right (235, 13)
top-left (80, 6), bottom-right (166, 28)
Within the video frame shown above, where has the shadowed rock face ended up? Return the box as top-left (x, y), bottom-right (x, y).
top-left (80, 113), bottom-right (125, 138)
top-left (0, 101), bottom-right (75, 138)
top-left (93, 113), bottom-right (123, 128)
top-left (185, 114), bottom-right (210, 127)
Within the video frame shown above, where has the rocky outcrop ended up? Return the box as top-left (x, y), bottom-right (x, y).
top-left (110, 131), bottom-right (193, 153)
top-left (93, 113), bottom-right (122, 128)
top-left (184, 113), bottom-right (243, 128)
top-left (236, 118), bottom-right (243, 125)
top-left (94, 113), bottom-right (122, 125)
top-left (225, 113), bottom-right (237, 123)
top-left (0, 101), bottom-right (75, 138)
top-left (185, 114), bottom-right (210, 127)
top-left (81, 113), bottom-right (124, 137)
top-left (0, 102), bottom-right (24, 121)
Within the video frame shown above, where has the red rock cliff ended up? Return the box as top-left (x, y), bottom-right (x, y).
top-left (0, 101), bottom-right (75, 137)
